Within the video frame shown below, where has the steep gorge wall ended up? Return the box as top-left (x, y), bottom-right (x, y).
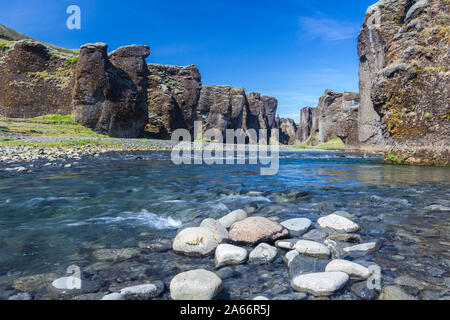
top-left (0, 35), bottom-right (278, 140)
top-left (72, 43), bottom-right (150, 138)
top-left (294, 90), bottom-right (359, 148)
top-left (0, 40), bottom-right (74, 118)
top-left (359, 0), bottom-right (449, 165)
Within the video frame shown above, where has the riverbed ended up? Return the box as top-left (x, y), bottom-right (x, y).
top-left (0, 151), bottom-right (449, 300)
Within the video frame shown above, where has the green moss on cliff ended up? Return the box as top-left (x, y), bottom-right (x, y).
top-left (0, 114), bottom-right (106, 137)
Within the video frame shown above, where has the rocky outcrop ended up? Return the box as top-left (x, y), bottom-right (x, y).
top-left (276, 117), bottom-right (298, 145)
top-left (358, 0), bottom-right (449, 165)
top-left (293, 90), bottom-right (359, 149)
top-left (244, 92), bottom-right (278, 140)
top-left (146, 64), bottom-right (201, 138)
top-left (0, 25), bottom-right (279, 141)
top-left (317, 90), bottom-right (360, 149)
top-left (197, 86), bottom-right (246, 138)
top-left (295, 107), bottom-right (320, 145)
top-left (0, 40), bottom-right (75, 117)
top-left (72, 43), bottom-right (150, 138)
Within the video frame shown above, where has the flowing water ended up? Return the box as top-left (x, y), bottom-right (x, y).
top-left (0, 151), bottom-right (449, 299)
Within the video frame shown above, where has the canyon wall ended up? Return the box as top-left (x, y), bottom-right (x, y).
top-left (359, 0), bottom-right (449, 165)
top-left (294, 90), bottom-right (360, 149)
top-left (0, 40), bottom-right (74, 118)
top-left (0, 27), bottom-right (278, 140)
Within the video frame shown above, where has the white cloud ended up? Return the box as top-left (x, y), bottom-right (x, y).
top-left (298, 16), bottom-right (360, 41)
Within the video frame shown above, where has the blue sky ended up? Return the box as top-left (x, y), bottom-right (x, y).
top-left (1, 0), bottom-right (375, 122)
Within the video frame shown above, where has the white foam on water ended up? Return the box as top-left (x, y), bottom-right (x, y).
top-left (163, 200), bottom-right (187, 203)
top-left (27, 196), bottom-right (87, 204)
top-left (66, 209), bottom-right (182, 229)
top-left (219, 195), bottom-right (271, 203)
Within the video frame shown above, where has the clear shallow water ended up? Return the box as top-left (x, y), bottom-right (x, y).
top-left (0, 151), bottom-right (449, 299)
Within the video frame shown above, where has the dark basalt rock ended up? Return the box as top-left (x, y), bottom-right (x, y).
top-left (358, 0), bottom-right (449, 165)
top-left (146, 64), bottom-right (201, 138)
top-left (295, 107), bottom-right (320, 145)
top-left (276, 116), bottom-right (297, 145)
top-left (317, 89), bottom-right (360, 149)
top-left (72, 43), bottom-right (150, 138)
top-left (0, 40), bottom-right (74, 118)
top-left (197, 85), bottom-right (247, 139)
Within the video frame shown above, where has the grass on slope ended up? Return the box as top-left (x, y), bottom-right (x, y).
top-left (0, 114), bottom-right (106, 138)
top-left (0, 24), bottom-right (79, 57)
top-left (0, 139), bottom-right (122, 148)
top-left (288, 138), bottom-right (345, 150)
top-left (316, 138), bottom-right (345, 150)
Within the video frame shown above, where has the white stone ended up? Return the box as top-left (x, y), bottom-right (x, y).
top-left (173, 227), bottom-right (220, 256)
top-left (317, 214), bottom-right (360, 233)
top-left (249, 243), bottom-right (277, 263)
top-left (343, 242), bottom-right (379, 253)
top-left (214, 244), bottom-right (248, 268)
top-left (170, 269), bottom-right (223, 300)
top-left (200, 218), bottom-right (228, 242)
top-left (325, 259), bottom-right (371, 279)
top-left (283, 250), bottom-right (299, 266)
top-left (120, 282), bottom-right (165, 300)
top-left (51, 277), bottom-right (81, 290)
top-left (294, 240), bottom-right (331, 259)
top-left (275, 239), bottom-right (299, 250)
top-left (218, 209), bottom-right (247, 228)
top-left (280, 218), bottom-right (312, 236)
top-left (101, 292), bottom-right (124, 300)
top-left (253, 296), bottom-right (269, 300)
top-left (291, 272), bottom-right (349, 296)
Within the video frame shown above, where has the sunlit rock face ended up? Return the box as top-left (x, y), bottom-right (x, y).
top-left (358, 0), bottom-right (449, 165)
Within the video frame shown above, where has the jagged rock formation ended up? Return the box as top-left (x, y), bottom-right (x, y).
top-left (295, 107), bottom-right (320, 146)
top-left (294, 90), bottom-right (359, 148)
top-left (146, 64), bottom-right (201, 138)
top-left (318, 90), bottom-right (360, 149)
top-left (197, 86), bottom-right (246, 138)
top-left (276, 117), bottom-right (298, 145)
top-left (0, 40), bottom-right (75, 117)
top-left (72, 43), bottom-right (150, 138)
top-left (359, 0), bottom-right (449, 165)
top-left (245, 93), bottom-right (278, 135)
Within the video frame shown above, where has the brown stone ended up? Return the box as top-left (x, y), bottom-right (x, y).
top-left (228, 216), bottom-right (289, 245)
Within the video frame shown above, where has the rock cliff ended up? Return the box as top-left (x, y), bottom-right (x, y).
top-left (294, 90), bottom-right (359, 149)
top-left (0, 25), bottom-right (278, 140)
top-left (318, 90), bottom-right (360, 149)
top-left (72, 43), bottom-right (150, 138)
top-left (276, 117), bottom-right (298, 145)
top-left (197, 86), bottom-right (246, 138)
top-left (146, 64), bottom-right (201, 138)
top-left (359, 0), bottom-right (449, 165)
top-left (0, 40), bottom-right (75, 118)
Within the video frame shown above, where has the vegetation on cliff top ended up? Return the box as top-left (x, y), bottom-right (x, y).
top-left (288, 138), bottom-right (345, 150)
top-left (0, 114), bottom-right (106, 138)
top-left (0, 24), bottom-right (79, 57)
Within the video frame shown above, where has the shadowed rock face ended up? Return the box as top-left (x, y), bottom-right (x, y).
top-left (359, 0), bottom-right (449, 165)
top-left (318, 90), bottom-right (360, 149)
top-left (197, 86), bottom-right (246, 138)
top-left (146, 64), bottom-right (201, 138)
top-left (244, 92), bottom-right (278, 140)
top-left (296, 107), bottom-right (313, 143)
top-left (294, 90), bottom-right (359, 149)
top-left (295, 107), bottom-right (320, 145)
top-left (0, 40), bottom-right (74, 118)
top-left (72, 43), bottom-right (150, 138)
top-left (276, 117), bottom-right (298, 145)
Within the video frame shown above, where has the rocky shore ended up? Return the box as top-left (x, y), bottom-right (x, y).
top-left (4, 200), bottom-right (449, 301)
